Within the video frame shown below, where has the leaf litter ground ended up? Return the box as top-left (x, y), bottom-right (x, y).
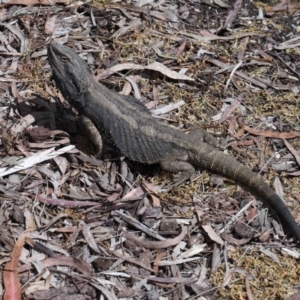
top-left (0, 0), bottom-right (300, 299)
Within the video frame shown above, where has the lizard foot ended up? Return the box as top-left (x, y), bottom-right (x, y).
top-left (158, 171), bottom-right (193, 193)
top-left (160, 158), bottom-right (195, 191)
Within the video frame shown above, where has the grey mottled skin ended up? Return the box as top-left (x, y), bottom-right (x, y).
top-left (48, 43), bottom-right (300, 243)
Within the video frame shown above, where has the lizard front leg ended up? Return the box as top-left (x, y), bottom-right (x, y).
top-left (80, 115), bottom-right (103, 156)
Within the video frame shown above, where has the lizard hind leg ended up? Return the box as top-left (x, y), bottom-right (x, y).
top-left (188, 128), bottom-right (231, 150)
top-left (160, 156), bottom-right (195, 188)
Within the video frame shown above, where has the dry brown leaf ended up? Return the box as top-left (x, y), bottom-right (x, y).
top-left (145, 62), bottom-right (194, 81)
top-left (0, 22), bottom-right (29, 54)
top-left (288, 291), bottom-right (300, 300)
top-left (224, 0), bottom-right (243, 29)
top-left (37, 196), bottom-right (99, 207)
top-left (111, 18), bottom-right (142, 38)
top-left (123, 225), bottom-right (187, 249)
top-left (218, 99), bottom-right (241, 124)
top-left (95, 63), bottom-right (143, 80)
top-left (245, 275), bottom-right (254, 300)
top-left (96, 62), bottom-right (194, 81)
top-left (111, 250), bottom-right (156, 273)
top-left (237, 37), bottom-right (249, 61)
top-left (150, 11), bottom-right (178, 22)
top-left (42, 256), bottom-right (92, 275)
top-left (220, 232), bottom-right (252, 245)
top-left (244, 125), bottom-right (300, 139)
top-left (149, 194), bottom-right (161, 207)
top-left (5, 0), bottom-right (68, 5)
top-left (44, 15), bottom-right (56, 35)
top-left (82, 222), bottom-right (101, 254)
top-left (213, 0), bottom-right (230, 8)
top-left (283, 139), bottom-right (300, 167)
top-left (210, 58), bottom-right (267, 88)
top-left (153, 252), bottom-right (167, 273)
top-left (202, 225), bottom-right (224, 245)
top-left (223, 269), bottom-right (232, 287)
top-left (121, 186), bottom-right (147, 201)
top-left (246, 207), bottom-right (258, 221)
top-left (3, 231), bottom-right (29, 300)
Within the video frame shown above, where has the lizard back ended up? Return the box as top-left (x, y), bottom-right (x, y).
top-left (48, 42), bottom-right (186, 164)
top-left (82, 82), bottom-right (182, 163)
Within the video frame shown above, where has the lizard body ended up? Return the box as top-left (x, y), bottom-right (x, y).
top-left (48, 43), bottom-right (300, 243)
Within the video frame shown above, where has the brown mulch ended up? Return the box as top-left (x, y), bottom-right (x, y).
top-left (0, 0), bottom-right (300, 299)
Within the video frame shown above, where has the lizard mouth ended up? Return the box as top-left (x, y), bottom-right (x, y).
top-left (47, 43), bottom-right (66, 79)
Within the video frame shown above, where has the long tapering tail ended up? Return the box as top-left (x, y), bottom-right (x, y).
top-left (192, 143), bottom-right (300, 243)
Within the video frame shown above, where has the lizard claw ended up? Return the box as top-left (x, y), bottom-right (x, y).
top-left (218, 136), bottom-right (235, 150)
top-left (157, 173), bottom-right (190, 193)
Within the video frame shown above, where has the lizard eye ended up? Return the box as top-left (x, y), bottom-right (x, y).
top-left (60, 55), bottom-right (68, 63)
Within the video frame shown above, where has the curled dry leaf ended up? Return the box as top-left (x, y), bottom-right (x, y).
top-left (122, 225), bottom-right (187, 249)
top-left (3, 231), bottom-right (29, 300)
top-left (145, 62), bottom-right (194, 81)
top-left (96, 62), bottom-right (194, 81)
top-left (220, 232), bottom-right (252, 246)
top-left (42, 256), bottom-right (93, 275)
top-left (95, 63), bottom-right (143, 80)
top-left (244, 125), bottom-right (300, 139)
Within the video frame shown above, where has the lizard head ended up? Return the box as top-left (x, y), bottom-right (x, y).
top-left (47, 43), bottom-right (91, 108)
